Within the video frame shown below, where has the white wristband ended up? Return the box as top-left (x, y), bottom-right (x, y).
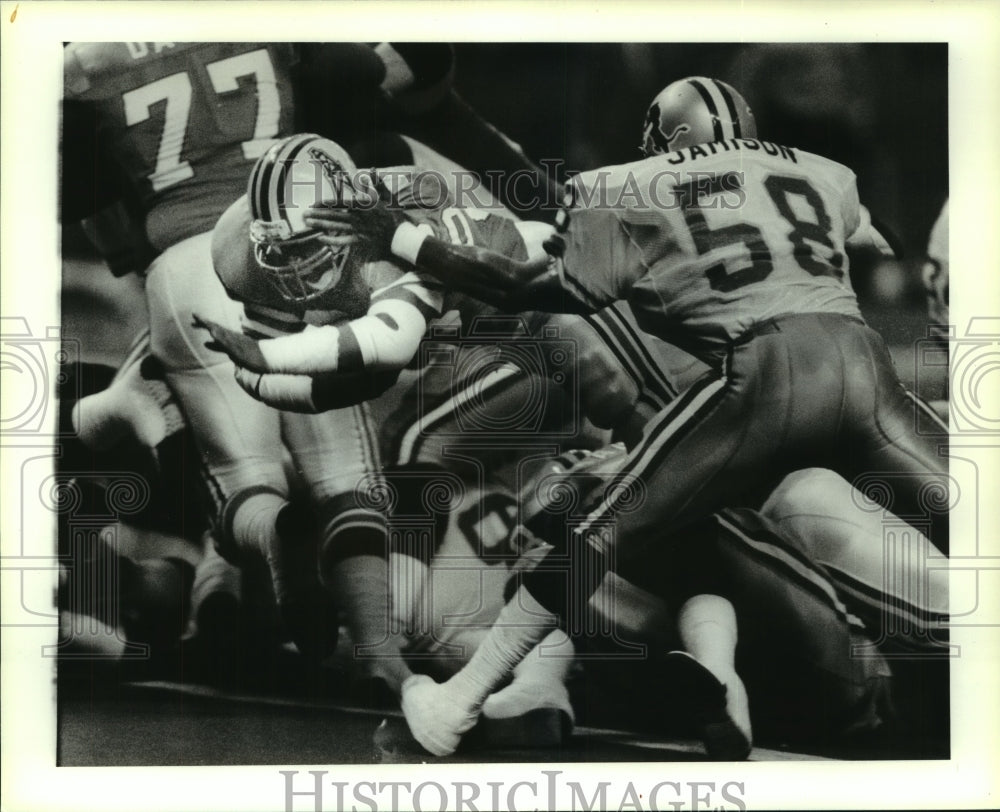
top-left (259, 324), bottom-right (341, 374)
top-left (390, 221), bottom-right (431, 266)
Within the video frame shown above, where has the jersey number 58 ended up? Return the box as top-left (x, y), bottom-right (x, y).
top-left (676, 172), bottom-right (846, 292)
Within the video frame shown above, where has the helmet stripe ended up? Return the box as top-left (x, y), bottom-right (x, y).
top-left (686, 78), bottom-right (725, 142)
top-left (249, 144), bottom-right (274, 218)
top-left (270, 135), bottom-right (322, 222)
top-left (711, 79), bottom-right (742, 139)
top-left (251, 140), bottom-right (289, 222)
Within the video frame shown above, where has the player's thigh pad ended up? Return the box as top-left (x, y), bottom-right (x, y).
top-left (145, 231), bottom-right (245, 372)
top-left (145, 232), bottom-right (287, 500)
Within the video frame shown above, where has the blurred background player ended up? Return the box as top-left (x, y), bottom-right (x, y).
top-left (922, 199), bottom-right (949, 332)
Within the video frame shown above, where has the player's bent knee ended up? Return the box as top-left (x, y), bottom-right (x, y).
top-left (762, 468), bottom-right (851, 520)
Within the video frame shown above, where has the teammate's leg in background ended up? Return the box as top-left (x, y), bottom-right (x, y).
top-left (145, 232), bottom-right (295, 655)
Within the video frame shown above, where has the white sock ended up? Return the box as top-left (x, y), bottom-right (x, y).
top-left (513, 627), bottom-right (574, 685)
top-left (230, 492), bottom-right (288, 599)
top-left (445, 585), bottom-right (557, 711)
top-left (484, 628), bottom-right (575, 720)
top-left (678, 594), bottom-right (752, 741)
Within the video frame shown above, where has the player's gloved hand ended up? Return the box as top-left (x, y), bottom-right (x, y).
top-left (304, 175), bottom-right (404, 262)
top-left (400, 674), bottom-right (480, 757)
top-left (192, 314), bottom-right (269, 373)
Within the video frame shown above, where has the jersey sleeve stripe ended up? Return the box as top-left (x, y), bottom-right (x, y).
top-left (337, 323), bottom-right (365, 372)
top-left (369, 271), bottom-right (432, 299)
top-left (243, 306), bottom-right (306, 336)
top-left (371, 285), bottom-right (443, 321)
top-left (396, 363), bottom-right (522, 464)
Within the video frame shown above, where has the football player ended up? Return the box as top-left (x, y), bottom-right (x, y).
top-left (761, 467), bottom-right (948, 656)
top-left (920, 199), bottom-right (949, 420)
top-left (197, 131), bottom-right (702, 722)
top-left (328, 76), bottom-right (952, 754)
top-left (62, 42), bottom-right (304, 661)
top-left (62, 43), bottom-right (550, 683)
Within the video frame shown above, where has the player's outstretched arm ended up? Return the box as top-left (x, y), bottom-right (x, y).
top-left (194, 282), bottom-right (437, 378)
top-left (306, 204), bottom-right (594, 315)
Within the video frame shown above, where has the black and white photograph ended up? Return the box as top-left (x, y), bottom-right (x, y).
top-left (2, 2), bottom-right (998, 811)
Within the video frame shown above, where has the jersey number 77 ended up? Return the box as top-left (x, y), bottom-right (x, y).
top-left (122, 48), bottom-right (282, 192)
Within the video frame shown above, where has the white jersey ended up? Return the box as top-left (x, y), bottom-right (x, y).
top-left (552, 139), bottom-right (870, 363)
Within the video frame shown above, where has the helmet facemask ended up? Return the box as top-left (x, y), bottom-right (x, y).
top-left (252, 227), bottom-right (350, 304)
top-left (247, 134), bottom-right (360, 304)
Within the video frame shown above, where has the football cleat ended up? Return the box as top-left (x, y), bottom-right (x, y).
top-left (247, 134), bottom-right (359, 303)
top-left (477, 677), bottom-right (574, 749)
top-left (640, 77), bottom-right (756, 156)
top-left (400, 673), bottom-right (480, 756)
top-left (662, 650), bottom-right (752, 761)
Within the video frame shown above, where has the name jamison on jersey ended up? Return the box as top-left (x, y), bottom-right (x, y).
top-left (552, 145), bottom-right (872, 365)
top-left (657, 137), bottom-right (799, 165)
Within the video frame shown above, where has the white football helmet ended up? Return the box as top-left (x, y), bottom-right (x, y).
top-left (247, 134), bottom-right (359, 303)
top-left (640, 77), bottom-right (756, 156)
